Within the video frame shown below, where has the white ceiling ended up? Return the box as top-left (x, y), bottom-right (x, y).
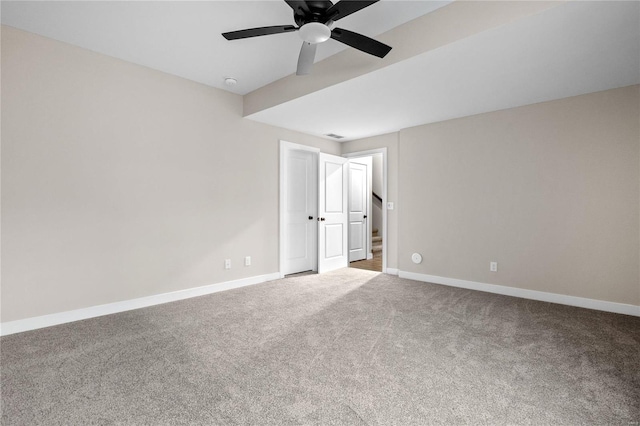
top-left (248, 1), bottom-right (640, 140)
top-left (2, 1), bottom-right (638, 142)
top-left (1, 0), bottom-right (449, 95)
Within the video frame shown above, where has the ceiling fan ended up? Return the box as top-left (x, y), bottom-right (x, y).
top-left (222, 0), bottom-right (392, 76)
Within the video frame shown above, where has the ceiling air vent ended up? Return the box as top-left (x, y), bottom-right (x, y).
top-left (325, 133), bottom-right (344, 139)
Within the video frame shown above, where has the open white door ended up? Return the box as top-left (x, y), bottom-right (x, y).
top-left (348, 157), bottom-right (372, 262)
top-left (283, 149), bottom-right (317, 275)
top-left (318, 153), bottom-right (348, 273)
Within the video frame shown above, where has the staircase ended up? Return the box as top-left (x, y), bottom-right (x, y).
top-left (372, 228), bottom-right (382, 255)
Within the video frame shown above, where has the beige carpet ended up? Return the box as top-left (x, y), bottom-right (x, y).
top-left (2, 268), bottom-right (639, 424)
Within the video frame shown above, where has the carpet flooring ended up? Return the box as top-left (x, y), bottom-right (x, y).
top-left (1, 269), bottom-right (639, 425)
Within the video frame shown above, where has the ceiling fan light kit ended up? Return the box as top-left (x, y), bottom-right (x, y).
top-left (299, 22), bottom-right (331, 44)
top-left (221, 0), bottom-right (392, 76)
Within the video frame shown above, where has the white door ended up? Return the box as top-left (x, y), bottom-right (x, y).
top-left (318, 153), bottom-right (348, 273)
top-left (283, 149), bottom-right (317, 275)
top-left (348, 157), bottom-right (372, 262)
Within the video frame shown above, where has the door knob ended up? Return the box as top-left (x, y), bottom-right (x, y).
top-left (308, 216), bottom-right (313, 220)
top-left (363, 215), bottom-right (367, 219)
top-left (321, 217), bottom-right (326, 221)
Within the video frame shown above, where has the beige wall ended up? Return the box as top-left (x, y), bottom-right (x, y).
top-left (3, 26), bottom-right (638, 324)
top-left (341, 133), bottom-right (399, 270)
top-left (0, 26), bottom-right (340, 322)
top-left (398, 85), bottom-right (640, 305)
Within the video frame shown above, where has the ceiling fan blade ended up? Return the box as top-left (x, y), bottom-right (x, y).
top-left (222, 25), bottom-right (297, 41)
top-left (296, 41), bottom-right (317, 75)
top-left (326, 0), bottom-right (379, 22)
top-left (330, 27), bottom-right (391, 58)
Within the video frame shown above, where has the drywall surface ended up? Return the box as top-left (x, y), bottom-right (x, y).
top-left (399, 85), bottom-right (640, 305)
top-left (372, 154), bottom-right (383, 197)
top-left (1, 26), bottom-right (340, 322)
top-left (341, 133), bottom-right (399, 270)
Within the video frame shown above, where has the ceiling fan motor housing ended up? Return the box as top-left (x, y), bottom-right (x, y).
top-left (292, 0), bottom-right (335, 27)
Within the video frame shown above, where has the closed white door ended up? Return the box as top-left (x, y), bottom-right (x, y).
top-left (348, 157), bottom-right (372, 262)
top-left (318, 153), bottom-right (348, 273)
top-left (283, 149), bottom-right (317, 275)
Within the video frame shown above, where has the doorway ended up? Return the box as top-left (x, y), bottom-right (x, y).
top-left (347, 153), bottom-right (383, 272)
top-left (280, 142), bottom-right (388, 276)
top-left (347, 157), bottom-right (372, 263)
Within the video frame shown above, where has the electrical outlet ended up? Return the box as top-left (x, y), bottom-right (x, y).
top-left (387, 201), bottom-right (394, 210)
top-left (225, 259), bottom-right (231, 269)
top-left (245, 256), bottom-right (251, 266)
top-left (490, 262), bottom-right (498, 272)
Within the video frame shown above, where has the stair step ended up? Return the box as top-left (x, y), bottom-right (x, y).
top-left (372, 228), bottom-right (379, 236)
top-left (372, 236), bottom-right (382, 243)
top-left (372, 244), bottom-right (382, 253)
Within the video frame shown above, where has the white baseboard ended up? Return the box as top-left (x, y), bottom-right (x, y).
top-left (0, 272), bottom-right (281, 337)
top-left (398, 270), bottom-right (640, 317)
top-left (386, 268), bottom-right (399, 276)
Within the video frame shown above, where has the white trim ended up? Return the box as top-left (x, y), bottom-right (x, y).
top-left (342, 148), bottom-right (388, 158)
top-left (386, 268), bottom-right (399, 276)
top-left (279, 140), bottom-right (321, 154)
top-left (398, 271), bottom-right (640, 317)
top-left (0, 273), bottom-right (281, 336)
top-left (366, 253), bottom-right (374, 260)
top-left (279, 140), bottom-right (320, 277)
top-left (343, 148), bottom-right (388, 273)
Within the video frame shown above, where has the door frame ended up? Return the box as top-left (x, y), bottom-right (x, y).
top-left (343, 148), bottom-right (388, 273)
top-left (279, 140), bottom-right (320, 278)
